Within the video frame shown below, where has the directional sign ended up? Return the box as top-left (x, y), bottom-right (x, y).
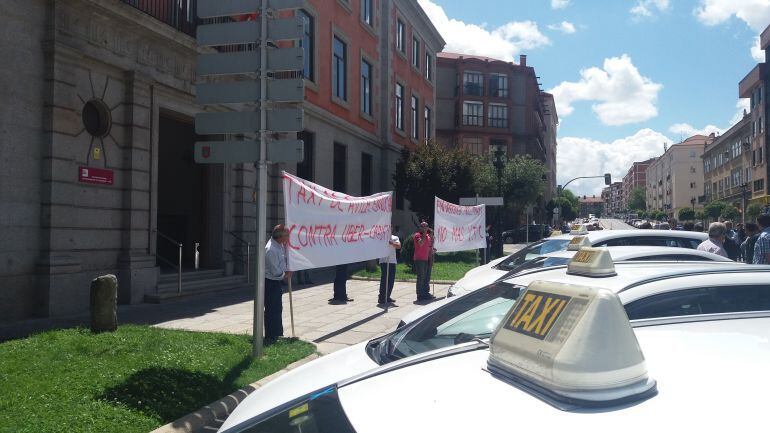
top-left (198, 0), bottom-right (305, 18)
top-left (195, 139), bottom-right (304, 164)
top-left (197, 17), bottom-right (303, 47)
top-left (195, 108), bottom-right (303, 134)
top-left (460, 196), bottom-right (504, 206)
top-left (196, 78), bottom-right (304, 105)
top-left (197, 48), bottom-right (304, 76)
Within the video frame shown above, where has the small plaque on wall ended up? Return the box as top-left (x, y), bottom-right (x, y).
top-left (78, 166), bottom-right (114, 185)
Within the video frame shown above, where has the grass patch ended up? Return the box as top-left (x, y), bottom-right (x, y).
top-left (353, 250), bottom-right (480, 281)
top-left (0, 325), bottom-right (315, 433)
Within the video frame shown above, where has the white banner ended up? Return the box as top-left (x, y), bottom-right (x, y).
top-left (434, 197), bottom-right (486, 253)
top-left (282, 171), bottom-right (392, 271)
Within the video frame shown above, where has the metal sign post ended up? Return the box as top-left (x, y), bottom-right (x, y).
top-left (196, 0), bottom-right (305, 358)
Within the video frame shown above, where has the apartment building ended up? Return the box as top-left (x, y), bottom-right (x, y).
top-left (601, 182), bottom-right (623, 216)
top-left (738, 27), bottom-right (769, 206)
top-left (0, 0), bottom-right (443, 323)
top-left (646, 136), bottom-right (713, 217)
top-left (578, 196), bottom-right (605, 218)
top-left (702, 116), bottom-right (752, 209)
top-left (622, 158), bottom-right (656, 211)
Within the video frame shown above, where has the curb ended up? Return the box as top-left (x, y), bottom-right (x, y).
top-left (149, 352), bottom-right (321, 433)
top-left (349, 275), bottom-right (456, 285)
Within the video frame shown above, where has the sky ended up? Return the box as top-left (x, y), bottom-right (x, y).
top-left (418, 0), bottom-right (770, 196)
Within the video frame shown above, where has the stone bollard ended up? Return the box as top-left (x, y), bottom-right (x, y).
top-left (90, 274), bottom-right (118, 333)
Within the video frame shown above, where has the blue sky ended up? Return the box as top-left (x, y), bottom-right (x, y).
top-left (418, 0), bottom-right (770, 195)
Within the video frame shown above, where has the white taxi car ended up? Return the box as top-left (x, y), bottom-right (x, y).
top-left (219, 254), bottom-right (770, 432)
top-left (449, 229), bottom-right (707, 297)
top-left (217, 254), bottom-right (768, 432)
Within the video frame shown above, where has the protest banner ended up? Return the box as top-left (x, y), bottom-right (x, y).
top-left (433, 196), bottom-right (486, 253)
top-left (282, 171), bottom-right (393, 271)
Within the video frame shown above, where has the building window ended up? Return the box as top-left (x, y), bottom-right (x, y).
top-left (462, 137), bottom-right (484, 155)
top-left (412, 36), bottom-right (420, 69)
top-left (297, 131), bottom-right (314, 181)
top-left (754, 179), bottom-right (765, 193)
top-left (395, 83), bottom-right (404, 131)
top-left (298, 10), bottom-right (314, 82)
top-left (333, 36), bottom-right (347, 101)
top-left (361, 59), bottom-right (372, 115)
top-left (361, 0), bottom-right (373, 26)
top-left (424, 106), bottom-right (432, 140)
top-left (760, 147), bottom-right (764, 165)
top-left (488, 104), bottom-right (508, 128)
top-left (462, 101), bottom-right (483, 126)
top-left (361, 152), bottom-right (373, 195)
top-left (489, 74), bottom-right (508, 98)
top-left (396, 19), bottom-right (405, 53)
top-left (425, 52), bottom-right (433, 81)
top-left (463, 72), bottom-right (483, 96)
top-left (411, 95), bottom-right (419, 139)
top-left (333, 143), bottom-right (347, 193)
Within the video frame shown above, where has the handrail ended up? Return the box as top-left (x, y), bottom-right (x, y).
top-left (154, 229), bottom-right (182, 294)
top-left (229, 232), bottom-right (252, 283)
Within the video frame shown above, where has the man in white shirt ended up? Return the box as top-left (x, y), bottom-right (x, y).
top-left (264, 224), bottom-right (291, 341)
top-left (697, 222), bottom-right (728, 258)
top-left (378, 228), bottom-right (401, 305)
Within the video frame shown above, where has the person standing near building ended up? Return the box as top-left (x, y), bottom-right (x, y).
top-left (329, 264), bottom-right (353, 304)
top-left (697, 222), bottom-right (728, 258)
top-left (753, 214), bottom-right (770, 264)
top-left (741, 223), bottom-right (759, 264)
top-left (378, 229), bottom-right (401, 305)
top-left (413, 222), bottom-right (436, 301)
top-left (264, 225), bottom-right (291, 342)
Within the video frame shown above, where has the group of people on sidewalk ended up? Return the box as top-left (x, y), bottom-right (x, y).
top-left (696, 215), bottom-right (770, 264)
top-left (262, 221), bottom-right (440, 341)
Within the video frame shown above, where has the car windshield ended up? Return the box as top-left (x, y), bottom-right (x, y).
top-left (494, 238), bottom-right (571, 271)
top-left (381, 283), bottom-right (521, 362)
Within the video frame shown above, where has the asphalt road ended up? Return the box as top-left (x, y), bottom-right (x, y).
top-left (599, 218), bottom-right (636, 230)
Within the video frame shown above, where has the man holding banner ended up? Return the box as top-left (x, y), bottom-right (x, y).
top-left (434, 197), bottom-right (486, 294)
top-left (378, 228), bottom-right (401, 305)
top-left (413, 222), bottom-right (435, 301)
top-left (264, 224), bottom-right (291, 342)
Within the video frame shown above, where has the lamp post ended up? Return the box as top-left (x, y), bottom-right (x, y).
top-left (491, 145), bottom-right (507, 258)
top-left (741, 183), bottom-right (749, 224)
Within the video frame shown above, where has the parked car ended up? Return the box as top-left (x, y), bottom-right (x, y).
top-left (501, 224), bottom-right (552, 243)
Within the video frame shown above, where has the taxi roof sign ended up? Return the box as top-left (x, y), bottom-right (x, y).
top-left (569, 224), bottom-right (589, 235)
top-left (488, 281), bottom-right (656, 407)
top-left (567, 247), bottom-right (616, 277)
top-left (566, 235), bottom-right (590, 251)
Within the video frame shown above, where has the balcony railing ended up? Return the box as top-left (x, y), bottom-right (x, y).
top-left (122, 0), bottom-right (197, 37)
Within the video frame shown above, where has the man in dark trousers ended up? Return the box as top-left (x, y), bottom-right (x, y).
top-left (264, 224), bottom-right (291, 342)
top-left (413, 222), bottom-right (436, 301)
top-left (330, 264), bottom-right (353, 304)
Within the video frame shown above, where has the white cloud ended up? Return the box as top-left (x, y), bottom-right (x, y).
top-left (731, 98), bottom-right (751, 125)
top-left (752, 36), bottom-right (765, 61)
top-left (669, 123), bottom-right (723, 138)
top-left (694, 0), bottom-right (770, 31)
top-left (630, 0), bottom-right (671, 18)
top-left (548, 21), bottom-right (577, 34)
top-left (418, 0), bottom-right (550, 61)
top-left (551, 0), bottom-right (570, 9)
top-left (558, 129), bottom-right (672, 196)
top-left (548, 54), bottom-right (663, 126)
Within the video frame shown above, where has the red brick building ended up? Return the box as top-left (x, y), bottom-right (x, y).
top-left (622, 158), bottom-right (656, 211)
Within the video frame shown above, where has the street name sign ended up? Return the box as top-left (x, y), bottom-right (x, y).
top-left (460, 196), bottom-right (504, 206)
top-left (195, 108), bottom-right (303, 134)
top-left (197, 48), bottom-right (304, 76)
top-left (196, 78), bottom-right (304, 105)
top-left (198, 0), bottom-right (305, 18)
top-left (194, 139), bottom-right (303, 164)
top-left (197, 17), bottom-right (304, 47)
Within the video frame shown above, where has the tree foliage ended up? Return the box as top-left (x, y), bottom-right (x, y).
top-left (677, 207), bottom-right (696, 221)
top-left (704, 201), bottom-right (728, 220)
top-left (747, 203), bottom-right (763, 222)
top-left (547, 189), bottom-right (579, 222)
top-left (627, 187), bottom-right (646, 211)
top-left (476, 155), bottom-right (548, 211)
top-left (393, 141), bottom-right (481, 222)
top-left (721, 205), bottom-right (741, 221)
top-left (695, 210), bottom-right (706, 221)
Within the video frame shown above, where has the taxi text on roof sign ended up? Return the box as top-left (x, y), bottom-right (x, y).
top-left (566, 235), bottom-right (590, 251)
top-left (566, 247), bottom-right (616, 277)
top-left (505, 290), bottom-right (571, 340)
top-left (488, 281), bottom-right (656, 406)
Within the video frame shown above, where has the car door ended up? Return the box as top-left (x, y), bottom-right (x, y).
top-left (625, 284), bottom-right (770, 320)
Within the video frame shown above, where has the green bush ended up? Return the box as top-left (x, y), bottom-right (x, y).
top-left (721, 205), bottom-right (740, 221)
top-left (678, 207), bottom-right (695, 221)
top-left (747, 203), bottom-right (762, 222)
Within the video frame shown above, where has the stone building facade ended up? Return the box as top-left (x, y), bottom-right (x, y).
top-left (0, 0), bottom-right (443, 323)
top-left (702, 115), bottom-right (752, 211)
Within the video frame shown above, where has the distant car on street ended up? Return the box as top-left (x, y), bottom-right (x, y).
top-left (501, 224), bottom-right (552, 243)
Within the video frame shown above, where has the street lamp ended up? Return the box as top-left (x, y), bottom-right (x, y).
top-left (741, 183), bottom-right (749, 224)
top-left (491, 144), bottom-right (507, 257)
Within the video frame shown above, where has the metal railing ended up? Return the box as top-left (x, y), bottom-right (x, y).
top-left (155, 229), bottom-right (183, 294)
top-left (229, 232), bottom-right (252, 283)
top-left (121, 0), bottom-right (197, 37)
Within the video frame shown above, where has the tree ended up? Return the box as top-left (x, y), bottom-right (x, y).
top-left (678, 207), bottom-right (695, 221)
top-left (638, 210), bottom-right (647, 219)
top-left (695, 210), bottom-right (706, 222)
top-left (393, 141), bottom-right (481, 223)
top-left (704, 201), bottom-right (728, 221)
top-left (548, 190), bottom-right (578, 222)
top-left (721, 205), bottom-right (740, 222)
top-left (652, 210), bottom-right (667, 221)
top-left (476, 155), bottom-right (548, 213)
top-left (747, 203), bottom-right (762, 222)
top-left (627, 187), bottom-right (646, 211)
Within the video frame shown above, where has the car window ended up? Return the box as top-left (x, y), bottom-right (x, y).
top-left (595, 237), bottom-right (702, 249)
top-left (625, 285), bottom-right (770, 320)
top-left (495, 239), bottom-right (570, 271)
top-left (387, 283), bottom-right (521, 360)
top-left (240, 387), bottom-right (355, 433)
top-left (625, 254), bottom-right (715, 261)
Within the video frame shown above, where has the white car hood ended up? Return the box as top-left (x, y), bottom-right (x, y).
top-left (219, 341), bottom-right (377, 431)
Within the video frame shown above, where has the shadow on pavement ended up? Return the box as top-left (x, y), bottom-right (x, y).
top-left (312, 311), bottom-right (386, 343)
